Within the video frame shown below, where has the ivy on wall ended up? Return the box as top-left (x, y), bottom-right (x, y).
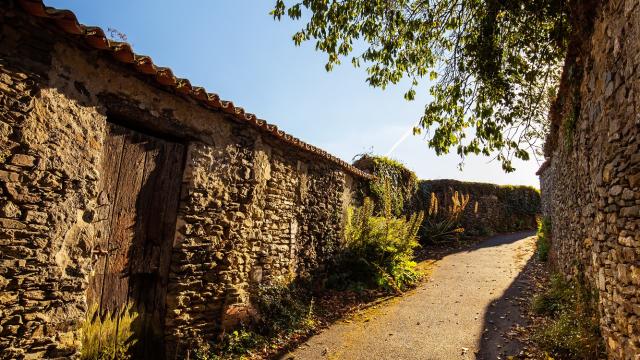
top-left (353, 155), bottom-right (418, 216)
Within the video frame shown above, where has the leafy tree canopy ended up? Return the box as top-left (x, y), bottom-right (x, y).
top-left (272, 0), bottom-right (570, 171)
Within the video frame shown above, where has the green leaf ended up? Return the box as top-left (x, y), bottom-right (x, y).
top-left (272, 0), bottom-right (567, 171)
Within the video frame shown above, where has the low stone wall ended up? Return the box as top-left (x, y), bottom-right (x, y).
top-left (353, 155), bottom-right (540, 238)
top-left (418, 180), bottom-right (540, 236)
top-left (352, 156), bottom-right (540, 235)
top-left (538, 0), bottom-right (640, 357)
top-left (0, 6), bottom-right (363, 359)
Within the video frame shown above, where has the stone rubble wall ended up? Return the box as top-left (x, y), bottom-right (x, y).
top-left (166, 136), bottom-right (353, 355)
top-left (0, 7), bottom-right (360, 359)
top-left (418, 180), bottom-right (540, 236)
top-left (538, 0), bottom-right (640, 357)
top-left (0, 10), bottom-right (103, 359)
top-left (352, 156), bottom-right (541, 236)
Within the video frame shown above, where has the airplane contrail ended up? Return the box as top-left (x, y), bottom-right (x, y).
top-left (385, 120), bottom-right (422, 157)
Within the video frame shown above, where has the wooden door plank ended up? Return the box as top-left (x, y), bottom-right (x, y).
top-left (154, 141), bottom-right (185, 308)
top-left (91, 123), bottom-right (186, 359)
top-left (137, 140), bottom-right (185, 359)
top-left (127, 137), bottom-right (165, 359)
top-left (150, 141), bottom-right (185, 351)
top-left (100, 131), bottom-right (148, 313)
top-left (128, 140), bottom-right (161, 277)
top-left (87, 123), bottom-right (126, 310)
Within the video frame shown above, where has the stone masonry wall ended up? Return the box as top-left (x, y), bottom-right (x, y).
top-left (419, 180), bottom-right (540, 236)
top-left (538, 0), bottom-right (640, 357)
top-left (0, 6), bottom-right (361, 359)
top-left (0, 11), bottom-right (102, 359)
top-left (165, 134), bottom-right (354, 355)
top-left (352, 156), bottom-right (540, 237)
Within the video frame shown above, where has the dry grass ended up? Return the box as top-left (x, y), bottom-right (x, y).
top-left (81, 303), bottom-right (138, 360)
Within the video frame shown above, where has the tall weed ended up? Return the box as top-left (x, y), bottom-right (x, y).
top-left (253, 282), bottom-right (315, 337)
top-left (339, 177), bottom-right (424, 292)
top-left (532, 274), bottom-right (604, 359)
top-left (421, 191), bottom-right (469, 244)
top-left (536, 217), bottom-right (552, 261)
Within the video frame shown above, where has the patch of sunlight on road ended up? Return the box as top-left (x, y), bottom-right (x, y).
top-left (513, 236), bottom-right (536, 270)
top-left (325, 259), bottom-right (439, 360)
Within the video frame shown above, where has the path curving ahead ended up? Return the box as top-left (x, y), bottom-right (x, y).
top-left (284, 231), bottom-right (537, 360)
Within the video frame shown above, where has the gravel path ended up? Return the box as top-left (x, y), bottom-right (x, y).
top-left (283, 231), bottom-right (537, 360)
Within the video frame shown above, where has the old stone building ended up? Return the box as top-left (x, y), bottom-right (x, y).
top-left (539, 0), bottom-right (640, 357)
top-left (0, 1), bottom-right (371, 358)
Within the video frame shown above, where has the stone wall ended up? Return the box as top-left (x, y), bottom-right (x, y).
top-left (0, 11), bottom-right (101, 358)
top-left (418, 180), bottom-right (540, 236)
top-left (538, 0), bottom-right (640, 357)
top-left (0, 6), bottom-right (362, 359)
top-left (166, 138), bottom-right (353, 354)
top-left (353, 156), bottom-right (540, 236)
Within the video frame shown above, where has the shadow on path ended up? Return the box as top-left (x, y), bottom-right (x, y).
top-left (283, 230), bottom-right (538, 360)
top-left (476, 236), bottom-right (543, 359)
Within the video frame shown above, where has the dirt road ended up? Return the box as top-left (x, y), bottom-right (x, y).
top-left (283, 231), bottom-right (537, 360)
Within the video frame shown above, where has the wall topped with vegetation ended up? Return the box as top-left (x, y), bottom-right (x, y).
top-left (354, 156), bottom-right (541, 242)
top-left (419, 180), bottom-right (540, 237)
top-left (352, 155), bottom-right (418, 216)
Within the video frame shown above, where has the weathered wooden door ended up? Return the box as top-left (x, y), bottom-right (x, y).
top-left (87, 123), bottom-right (185, 359)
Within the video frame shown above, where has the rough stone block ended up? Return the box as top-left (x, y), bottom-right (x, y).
top-left (621, 188), bottom-right (635, 200)
top-left (0, 121), bottom-right (11, 138)
top-left (24, 211), bottom-right (47, 225)
top-left (9, 154), bottom-right (36, 167)
top-left (0, 201), bottom-right (21, 219)
top-left (0, 218), bottom-right (26, 230)
top-left (620, 206), bottom-right (640, 217)
top-left (0, 170), bottom-right (19, 183)
top-left (610, 185), bottom-right (624, 196)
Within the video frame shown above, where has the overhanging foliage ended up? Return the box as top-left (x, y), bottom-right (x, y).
top-left (273, 0), bottom-right (571, 171)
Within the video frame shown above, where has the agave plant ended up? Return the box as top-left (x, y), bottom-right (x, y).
top-left (421, 190), bottom-right (469, 244)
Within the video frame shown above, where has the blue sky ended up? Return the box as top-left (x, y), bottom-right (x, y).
top-left (46, 0), bottom-right (541, 187)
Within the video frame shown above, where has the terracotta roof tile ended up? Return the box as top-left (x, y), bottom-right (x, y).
top-left (17, 0), bottom-right (373, 179)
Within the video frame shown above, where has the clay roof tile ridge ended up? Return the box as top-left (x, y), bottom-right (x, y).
top-left (16, 0), bottom-right (373, 179)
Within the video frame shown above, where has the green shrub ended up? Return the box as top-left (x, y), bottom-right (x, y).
top-left (532, 274), bottom-right (604, 359)
top-left (253, 282), bottom-right (315, 337)
top-left (194, 328), bottom-right (265, 360)
top-left (562, 98), bottom-right (580, 151)
top-left (536, 217), bottom-right (552, 261)
top-left (199, 283), bottom-right (314, 359)
top-left (479, 226), bottom-right (494, 237)
top-left (81, 303), bottom-right (138, 360)
top-left (338, 177), bottom-right (423, 292)
top-left (420, 191), bottom-right (468, 244)
top-left (532, 275), bottom-right (574, 316)
top-left (214, 329), bottom-right (265, 359)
